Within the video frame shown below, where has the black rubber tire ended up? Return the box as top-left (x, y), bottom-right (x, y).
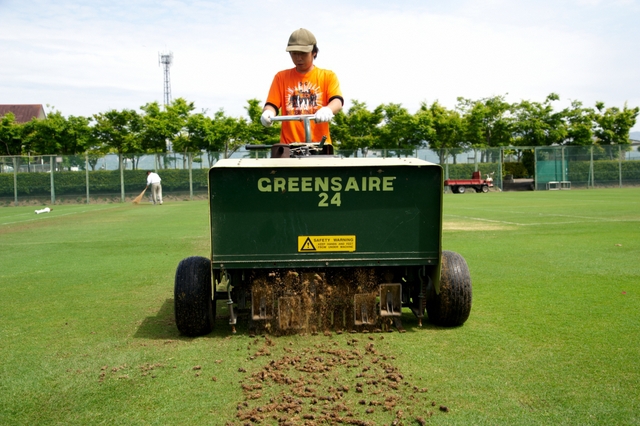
top-left (481, 185), bottom-right (489, 193)
top-left (174, 256), bottom-right (214, 336)
top-left (458, 186), bottom-right (466, 194)
top-left (451, 186), bottom-right (459, 193)
top-left (426, 251), bottom-right (472, 326)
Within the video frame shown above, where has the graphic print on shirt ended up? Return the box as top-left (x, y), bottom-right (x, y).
top-left (286, 82), bottom-right (323, 115)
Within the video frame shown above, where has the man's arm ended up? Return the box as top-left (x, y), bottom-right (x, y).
top-left (263, 105), bottom-right (277, 114)
top-left (327, 97), bottom-right (343, 115)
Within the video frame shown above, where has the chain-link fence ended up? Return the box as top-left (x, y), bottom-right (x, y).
top-left (2, 144), bottom-right (639, 205)
top-left (0, 152), bottom-right (219, 205)
top-left (535, 144), bottom-right (640, 189)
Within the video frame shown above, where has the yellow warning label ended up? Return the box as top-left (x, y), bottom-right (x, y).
top-left (298, 235), bottom-right (356, 252)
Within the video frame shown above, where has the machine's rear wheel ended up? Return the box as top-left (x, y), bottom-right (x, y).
top-left (174, 256), bottom-right (214, 336)
top-left (458, 186), bottom-right (466, 194)
top-left (481, 185), bottom-right (489, 193)
top-left (427, 251), bottom-right (472, 326)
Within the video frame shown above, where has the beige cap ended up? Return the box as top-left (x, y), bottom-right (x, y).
top-left (286, 28), bottom-right (316, 52)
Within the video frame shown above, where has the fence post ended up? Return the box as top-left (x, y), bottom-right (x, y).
top-left (589, 145), bottom-right (596, 189)
top-left (119, 154), bottom-right (125, 202)
top-left (12, 157), bottom-right (18, 206)
top-left (533, 147), bottom-right (538, 191)
top-left (85, 154), bottom-right (90, 204)
top-left (561, 147), bottom-right (566, 182)
top-left (50, 156), bottom-right (56, 204)
top-left (498, 148), bottom-right (503, 191)
top-left (618, 145), bottom-right (622, 188)
top-left (188, 152), bottom-right (193, 201)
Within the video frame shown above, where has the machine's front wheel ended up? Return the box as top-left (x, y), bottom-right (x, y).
top-left (427, 251), bottom-right (472, 326)
top-left (481, 185), bottom-right (489, 193)
top-left (174, 256), bottom-right (214, 336)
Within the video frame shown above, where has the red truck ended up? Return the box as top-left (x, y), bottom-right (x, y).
top-left (445, 171), bottom-right (494, 194)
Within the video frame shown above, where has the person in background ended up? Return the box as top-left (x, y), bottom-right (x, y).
top-left (146, 171), bottom-right (163, 205)
top-left (261, 28), bottom-right (343, 144)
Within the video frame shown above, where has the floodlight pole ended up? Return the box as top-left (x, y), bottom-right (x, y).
top-left (159, 52), bottom-right (173, 107)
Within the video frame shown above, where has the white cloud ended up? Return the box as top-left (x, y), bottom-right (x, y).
top-left (1, 0), bottom-right (638, 130)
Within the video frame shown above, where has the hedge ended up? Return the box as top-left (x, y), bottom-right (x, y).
top-left (2, 160), bottom-right (639, 197)
top-left (0, 169), bottom-right (209, 197)
top-left (568, 160), bottom-right (640, 185)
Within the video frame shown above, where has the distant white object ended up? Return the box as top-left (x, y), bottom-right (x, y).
top-left (35, 207), bottom-right (52, 214)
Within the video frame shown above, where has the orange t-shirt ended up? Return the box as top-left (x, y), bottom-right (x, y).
top-left (265, 67), bottom-right (343, 144)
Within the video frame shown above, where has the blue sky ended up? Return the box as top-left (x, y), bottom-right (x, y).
top-left (1, 0), bottom-right (639, 131)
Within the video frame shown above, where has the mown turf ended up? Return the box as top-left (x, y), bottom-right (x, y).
top-left (1, 189), bottom-right (638, 425)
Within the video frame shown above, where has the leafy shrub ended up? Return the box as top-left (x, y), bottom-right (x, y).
top-left (503, 162), bottom-right (529, 178)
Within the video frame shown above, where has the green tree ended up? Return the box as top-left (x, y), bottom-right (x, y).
top-left (242, 99), bottom-right (280, 146)
top-left (331, 100), bottom-right (383, 155)
top-left (92, 109), bottom-right (143, 168)
top-left (19, 111), bottom-right (92, 171)
top-left (512, 93), bottom-right (566, 147)
top-left (593, 101), bottom-right (639, 145)
top-left (177, 112), bottom-right (212, 153)
top-left (180, 108), bottom-right (247, 166)
top-left (424, 101), bottom-right (465, 164)
top-left (65, 115), bottom-right (92, 153)
top-left (457, 95), bottom-right (512, 163)
top-left (562, 100), bottom-right (594, 146)
top-left (84, 117), bottom-right (111, 171)
top-left (0, 113), bottom-right (23, 156)
top-left (139, 101), bottom-right (169, 153)
top-left (413, 105), bottom-right (435, 148)
top-left (21, 111), bottom-right (89, 156)
top-left (167, 112), bottom-right (211, 168)
top-left (140, 98), bottom-right (195, 156)
top-left (60, 115), bottom-right (92, 170)
top-left (374, 103), bottom-right (422, 154)
top-left (457, 95), bottom-right (513, 148)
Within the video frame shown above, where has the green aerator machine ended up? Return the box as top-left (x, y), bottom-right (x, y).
top-left (174, 116), bottom-right (472, 336)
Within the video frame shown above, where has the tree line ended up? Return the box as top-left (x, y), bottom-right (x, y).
top-left (1, 94), bottom-right (638, 163)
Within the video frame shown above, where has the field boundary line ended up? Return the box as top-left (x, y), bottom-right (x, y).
top-left (445, 214), bottom-right (526, 226)
top-left (445, 213), bottom-right (640, 227)
top-left (1, 205), bottom-right (124, 226)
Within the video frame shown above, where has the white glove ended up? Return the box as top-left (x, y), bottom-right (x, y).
top-left (260, 110), bottom-right (275, 127)
top-left (314, 106), bottom-right (333, 123)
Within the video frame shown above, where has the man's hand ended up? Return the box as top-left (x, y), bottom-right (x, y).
top-left (314, 106), bottom-right (333, 123)
top-left (261, 110), bottom-right (275, 127)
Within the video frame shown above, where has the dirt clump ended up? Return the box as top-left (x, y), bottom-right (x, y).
top-left (235, 335), bottom-right (449, 425)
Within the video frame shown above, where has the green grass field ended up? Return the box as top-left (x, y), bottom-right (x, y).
top-left (1, 189), bottom-right (639, 425)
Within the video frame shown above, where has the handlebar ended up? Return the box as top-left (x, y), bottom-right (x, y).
top-left (270, 114), bottom-right (316, 143)
top-left (245, 114), bottom-right (330, 154)
top-left (270, 114), bottom-right (315, 122)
